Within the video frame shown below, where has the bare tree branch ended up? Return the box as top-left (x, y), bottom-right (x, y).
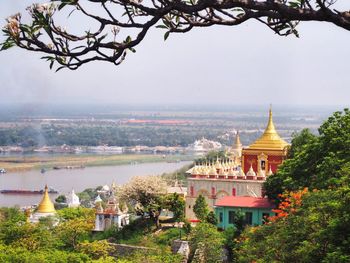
top-left (1, 0), bottom-right (349, 70)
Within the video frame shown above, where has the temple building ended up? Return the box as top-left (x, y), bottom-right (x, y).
top-left (94, 188), bottom-right (129, 232)
top-left (185, 108), bottom-right (289, 220)
top-left (242, 108), bottom-right (289, 175)
top-left (29, 185), bottom-right (57, 223)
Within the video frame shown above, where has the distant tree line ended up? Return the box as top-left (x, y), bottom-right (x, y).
top-left (0, 124), bottom-right (263, 147)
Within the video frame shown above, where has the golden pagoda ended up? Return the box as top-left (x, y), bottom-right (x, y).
top-left (37, 185), bottom-right (56, 213)
top-left (248, 107), bottom-right (288, 150)
top-left (242, 107), bottom-right (289, 174)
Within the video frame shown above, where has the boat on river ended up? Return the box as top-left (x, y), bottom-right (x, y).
top-left (0, 188), bottom-right (58, 194)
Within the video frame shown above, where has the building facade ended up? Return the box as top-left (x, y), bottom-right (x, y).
top-left (215, 196), bottom-right (275, 229)
top-left (94, 191), bottom-right (129, 232)
top-left (185, 108), bottom-right (289, 220)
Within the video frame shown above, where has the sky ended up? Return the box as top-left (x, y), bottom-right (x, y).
top-left (0, 1), bottom-right (350, 108)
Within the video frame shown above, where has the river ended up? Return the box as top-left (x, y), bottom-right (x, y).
top-left (0, 161), bottom-right (191, 207)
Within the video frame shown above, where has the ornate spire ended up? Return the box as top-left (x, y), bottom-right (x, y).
top-left (247, 165), bottom-right (256, 177)
top-left (232, 131), bottom-right (242, 149)
top-left (37, 185), bottom-right (56, 213)
top-left (247, 106), bottom-right (289, 150)
top-left (267, 166), bottom-right (273, 176)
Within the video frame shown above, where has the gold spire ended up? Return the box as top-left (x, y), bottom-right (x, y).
top-left (248, 107), bottom-right (289, 150)
top-left (232, 131), bottom-right (242, 149)
top-left (37, 185), bottom-right (56, 213)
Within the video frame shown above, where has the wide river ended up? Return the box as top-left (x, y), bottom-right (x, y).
top-left (0, 161), bottom-right (191, 207)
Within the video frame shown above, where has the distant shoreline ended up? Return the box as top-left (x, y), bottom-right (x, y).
top-left (0, 153), bottom-right (195, 173)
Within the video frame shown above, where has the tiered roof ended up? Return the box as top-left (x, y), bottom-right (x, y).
top-left (247, 108), bottom-right (289, 151)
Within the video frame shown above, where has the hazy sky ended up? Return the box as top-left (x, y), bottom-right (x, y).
top-left (1, 1), bottom-right (350, 107)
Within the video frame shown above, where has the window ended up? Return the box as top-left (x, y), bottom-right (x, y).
top-left (261, 160), bottom-right (266, 170)
top-left (245, 212), bottom-right (253, 225)
top-left (228, 211), bottom-right (235, 224)
top-left (211, 187), bottom-right (216, 196)
top-left (190, 186), bottom-right (194, 196)
top-left (232, 188), bottom-right (236, 196)
top-left (219, 212), bottom-right (223, 223)
top-left (262, 213), bottom-right (270, 224)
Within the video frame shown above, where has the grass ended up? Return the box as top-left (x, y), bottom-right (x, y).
top-left (0, 154), bottom-right (194, 172)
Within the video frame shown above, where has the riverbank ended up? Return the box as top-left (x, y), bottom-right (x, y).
top-left (0, 154), bottom-right (194, 173)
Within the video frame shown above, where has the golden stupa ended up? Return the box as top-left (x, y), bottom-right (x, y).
top-left (248, 107), bottom-right (289, 150)
top-left (232, 131), bottom-right (242, 150)
top-left (37, 185), bottom-right (56, 213)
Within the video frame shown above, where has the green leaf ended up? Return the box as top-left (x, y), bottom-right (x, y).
top-left (164, 31), bottom-right (170, 41)
top-left (156, 25), bottom-right (168, 29)
top-left (0, 39), bottom-right (15, 51)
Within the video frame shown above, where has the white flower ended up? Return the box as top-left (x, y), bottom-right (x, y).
top-left (5, 13), bottom-right (21, 37)
top-left (111, 26), bottom-right (120, 36)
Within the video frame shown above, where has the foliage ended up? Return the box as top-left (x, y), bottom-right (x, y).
top-left (119, 249), bottom-right (183, 263)
top-left (162, 164), bottom-right (192, 187)
top-left (189, 223), bottom-right (224, 263)
top-left (2, 1), bottom-right (350, 70)
top-left (112, 218), bottom-right (155, 245)
top-left (0, 207), bottom-right (26, 223)
top-left (205, 211), bottom-right (218, 226)
top-left (193, 195), bottom-right (209, 221)
top-left (119, 176), bottom-right (167, 227)
top-left (196, 150), bottom-right (230, 164)
top-left (154, 228), bottom-right (183, 246)
top-left (236, 187), bottom-right (350, 263)
top-left (163, 193), bottom-right (185, 222)
top-left (55, 195), bottom-right (67, 204)
top-left (265, 109), bottom-right (350, 200)
top-left (57, 207), bottom-right (95, 221)
top-left (76, 240), bottom-right (115, 260)
top-left (54, 218), bottom-right (94, 249)
top-left (0, 123), bottom-right (228, 147)
top-left (0, 244), bottom-right (91, 263)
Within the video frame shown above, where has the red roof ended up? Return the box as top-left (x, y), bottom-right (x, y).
top-left (215, 196), bottom-right (275, 209)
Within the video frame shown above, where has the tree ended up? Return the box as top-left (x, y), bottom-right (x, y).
top-left (164, 193), bottom-right (185, 222)
top-left (55, 195), bottom-right (67, 204)
top-left (2, 1), bottom-right (350, 70)
top-left (57, 207), bottom-right (95, 221)
top-left (54, 218), bottom-right (94, 249)
top-left (76, 240), bottom-right (115, 260)
top-left (189, 223), bottom-right (224, 263)
top-left (205, 211), bottom-right (218, 226)
top-left (193, 195), bottom-right (209, 221)
top-left (236, 186), bottom-right (350, 263)
top-left (119, 175), bottom-right (167, 228)
top-left (265, 109), bottom-right (350, 200)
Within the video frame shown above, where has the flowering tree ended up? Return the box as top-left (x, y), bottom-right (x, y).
top-left (119, 175), bottom-right (167, 227)
top-left (236, 187), bottom-right (350, 262)
top-left (269, 187), bottom-right (308, 221)
top-left (1, 1), bottom-right (350, 70)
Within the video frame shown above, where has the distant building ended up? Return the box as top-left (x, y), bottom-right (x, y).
top-left (187, 138), bottom-right (222, 155)
top-left (29, 185), bottom-right (57, 223)
top-left (230, 131), bottom-right (243, 158)
top-left (185, 107), bottom-right (289, 220)
top-left (67, 189), bottom-right (80, 208)
top-left (94, 188), bottom-right (129, 232)
top-left (215, 196), bottom-right (275, 229)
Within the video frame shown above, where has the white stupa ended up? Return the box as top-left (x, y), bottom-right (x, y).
top-left (67, 189), bottom-right (80, 208)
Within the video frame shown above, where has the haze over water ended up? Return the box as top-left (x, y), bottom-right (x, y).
top-left (0, 161), bottom-right (190, 207)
